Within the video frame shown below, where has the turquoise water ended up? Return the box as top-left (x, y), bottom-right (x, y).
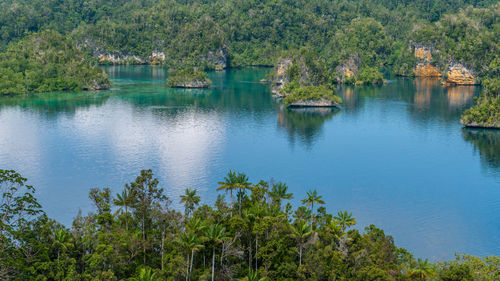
top-left (0, 66), bottom-right (499, 260)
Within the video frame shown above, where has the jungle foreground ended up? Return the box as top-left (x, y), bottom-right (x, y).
top-left (0, 169), bottom-right (498, 281)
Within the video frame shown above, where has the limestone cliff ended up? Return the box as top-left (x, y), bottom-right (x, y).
top-left (98, 53), bottom-right (145, 65)
top-left (335, 55), bottom-right (359, 83)
top-left (204, 48), bottom-right (228, 71)
top-left (413, 44), bottom-right (441, 77)
top-left (444, 63), bottom-right (477, 85)
top-left (271, 58), bottom-right (293, 97)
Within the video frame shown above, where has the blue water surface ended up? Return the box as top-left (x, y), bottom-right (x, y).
top-left (0, 66), bottom-right (498, 260)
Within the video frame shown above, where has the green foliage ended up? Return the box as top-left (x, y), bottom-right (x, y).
top-left (461, 78), bottom-right (500, 128)
top-left (283, 85), bottom-right (342, 106)
top-left (0, 30), bottom-right (110, 96)
top-left (0, 173), bottom-right (499, 279)
top-left (166, 67), bottom-right (211, 88)
top-left (354, 66), bottom-right (385, 85)
top-left (408, 4), bottom-right (500, 78)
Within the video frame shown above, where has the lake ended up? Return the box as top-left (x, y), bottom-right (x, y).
top-left (0, 66), bottom-right (499, 260)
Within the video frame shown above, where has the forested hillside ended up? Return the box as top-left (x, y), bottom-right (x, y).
top-left (0, 0), bottom-right (498, 75)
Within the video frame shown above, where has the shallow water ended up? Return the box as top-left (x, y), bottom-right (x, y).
top-left (0, 66), bottom-right (498, 260)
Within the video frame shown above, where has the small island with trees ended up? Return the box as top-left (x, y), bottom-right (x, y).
top-left (0, 31), bottom-right (110, 96)
top-left (271, 49), bottom-right (343, 107)
top-left (461, 77), bottom-right (500, 129)
top-left (166, 68), bottom-right (212, 89)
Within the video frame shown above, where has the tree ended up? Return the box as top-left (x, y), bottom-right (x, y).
top-left (177, 231), bottom-right (204, 281)
top-left (333, 210), bottom-right (356, 232)
top-left (269, 182), bottom-right (293, 207)
top-left (238, 269), bottom-right (270, 281)
top-left (180, 188), bottom-right (201, 218)
top-left (130, 268), bottom-right (160, 281)
top-left (205, 224), bottom-right (227, 281)
top-left (113, 186), bottom-right (134, 230)
top-left (409, 258), bottom-right (436, 280)
top-left (301, 189), bottom-right (325, 223)
top-left (217, 170), bottom-right (239, 205)
top-left (290, 219), bottom-right (312, 266)
top-left (127, 169), bottom-right (167, 265)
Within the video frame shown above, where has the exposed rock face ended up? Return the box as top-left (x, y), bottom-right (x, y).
top-left (205, 48), bottom-right (228, 71)
top-left (288, 98), bottom-right (339, 107)
top-left (150, 51), bottom-right (166, 64)
top-left (445, 63), bottom-right (477, 85)
top-left (335, 55), bottom-right (359, 83)
top-left (413, 44), bottom-right (441, 77)
top-left (414, 63), bottom-right (441, 77)
top-left (170, 79), bottom-right (210, 88)
top-left (98, 53), bottom-right (145, 64)
top-left (271, 58), bottom-right (293, 97)
top-left (84, 81), bottom-right (111, 91)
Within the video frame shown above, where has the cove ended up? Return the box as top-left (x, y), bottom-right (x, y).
top-left (0, 66), bottom-right (498, 260)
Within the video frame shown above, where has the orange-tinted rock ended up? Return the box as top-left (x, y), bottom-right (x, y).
top-left (413, 46), bottom-right (442, 77)
top-left (414, 63), bottom-right (442, 77)
top-left (335, 55), bottom-right (359, 83)
top-left (414, 47), bottom-right (432, 62)
top-left (445, 63), bottom-right (477, 85)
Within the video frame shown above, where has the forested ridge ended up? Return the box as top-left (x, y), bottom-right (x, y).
top-left (0, 0), bottom-right (498, 72)
top-left (1, 169), bottom-right (499, 280)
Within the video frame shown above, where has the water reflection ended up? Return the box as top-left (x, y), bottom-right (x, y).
top-left (413, 78), bottom-right (438, 109)
top-left (277, 106), bottom-right (340, 146)
top-left (462, 128), bottom-right (500, 171)
top-left (0, 91), bottom-right (112, 119)
top-left (447, 86), bottom-right (475, 109)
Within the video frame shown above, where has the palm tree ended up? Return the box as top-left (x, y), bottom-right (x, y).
top-left (217, 170), bottom-right (239, 204)
top-left (180, 188), bottom-right (201, 218)
top-left (290, 219), bottom-right (312, 266)
top-left (408, 258), bottom-right (436, 280)
top-left (237, 269), bottom-right (270, 281)
top-left (236, 172), bottom-right (251, 215)
top-left (186, 217), bottom-right (207, 234)
top-left (177, 231), bottom-right (204, 281)
top-left (205, 224), bottom-right (227, 281)
top-left (269, 182), bottom-right (293, 207)
top-left (113, 186), bottom-right (133, 230)
top-left (333, 210), bottom-right (356, 232)
top-left (301, 189), bottom-right (325, 222)
top-left (52, 229), bottom-right (68, 263)
top-left (130, 268), bottom-right (160, 281)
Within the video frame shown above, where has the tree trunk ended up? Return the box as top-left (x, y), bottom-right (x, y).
top-left (211, 248), bottom-right (215, 281)
top-left (161, 232), bottom-right (165, 271)
top-left (299, 244), bottom-right (302, 266)
top-left (142, 213), bottom-right (146, 265)
top-left (186, 254), bottom-right (190, 281)
top-left (190, 248), bottom-right (194, 275)
top-left (255, 235), bottom-right (258, 271)
top-left (248, 240), bottom-right (252, 271)
top-left (125, 205), bottom-right (128, 231)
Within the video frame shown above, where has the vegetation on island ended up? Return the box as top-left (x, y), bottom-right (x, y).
top-left (167, 68), bottom-right (212, 88)
top-left (0, 31), bottom-right (110, 96)
top-left (1, 169), bottom-right (499, 280)
top-left (461, 78), bottom-right (500, 128)
top-left (272, 49), bottom-right (342, 106)
top-left (283, 85), bottom-right (341, 107)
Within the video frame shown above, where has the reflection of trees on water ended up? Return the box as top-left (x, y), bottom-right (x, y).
top-left (462, 128), bottom-right (500, 171)
top-left (277, 107), bottom-right (340, 146)
top-left (0, 91), bottom-right (112, 119)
